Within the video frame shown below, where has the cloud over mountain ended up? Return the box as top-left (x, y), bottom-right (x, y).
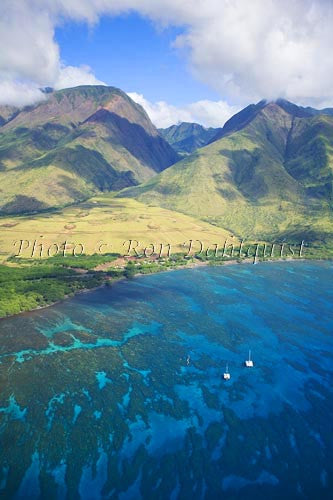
top-left (127, 92), bottom-right (239, 128)
top-left (1, 0), bottom-right (333, 109)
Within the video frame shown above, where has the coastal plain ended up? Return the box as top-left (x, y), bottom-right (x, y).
top-left (0, 196), bottom-right (234, 261)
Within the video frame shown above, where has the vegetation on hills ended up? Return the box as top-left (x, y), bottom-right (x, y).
top-left (0, 86), bottom-right (179, 214)
top-left (120, 101), bottom-right (333, 243)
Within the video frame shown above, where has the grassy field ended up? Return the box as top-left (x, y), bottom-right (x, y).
top-left (0, 195), bottom-right (236, 262)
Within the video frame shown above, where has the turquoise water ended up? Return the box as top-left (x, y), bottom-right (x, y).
top-left (0, 261), bottom-right (332, 499)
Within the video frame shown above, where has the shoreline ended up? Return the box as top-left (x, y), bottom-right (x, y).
top-left (0, 257), bottom-right (328, 321)
top-left (0, 281), bottom-right (113, 322)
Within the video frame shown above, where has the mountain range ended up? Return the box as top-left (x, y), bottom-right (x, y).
top-left (121, 99), bottom-right (333, 242)
top-left (1, 86), bottom-right (332, 245)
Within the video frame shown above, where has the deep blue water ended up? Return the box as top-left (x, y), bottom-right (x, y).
top-left (0, 261), bottom-right (332, 499)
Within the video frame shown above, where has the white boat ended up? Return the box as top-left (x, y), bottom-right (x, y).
top-left (223, 363), bottom-right (231, 380)
top-left (245, 349), bottom-right (254, 367)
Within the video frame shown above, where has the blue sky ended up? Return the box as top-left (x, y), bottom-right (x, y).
top-left (1, 1), bottom-right (332, 126)
top-left (55, 14), bottom-right (220, 106)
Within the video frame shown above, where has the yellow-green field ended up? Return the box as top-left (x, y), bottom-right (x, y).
top-left (0, 195), bottom-right (236, 261)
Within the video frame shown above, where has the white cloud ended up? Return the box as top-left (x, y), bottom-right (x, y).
top-left (0, 81), bottom-right (46, 107)
top-left (187, 100), bottom-right (240, 128)
top-left (0, 1), bottom-right (59, 84)
top-left (171, 0), bottom-right (333, 107)
top-left (0, 0), bottom-right (108, 107)
top-left (128, 92), bottom-right (239, 128)
top-left (1, 1), bottom-right (333, 109)
top-left (54, 65), bottom-right (106, 90)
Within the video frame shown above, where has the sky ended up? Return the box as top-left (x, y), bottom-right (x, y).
top-left (0, 0), bottom-right (333, 127)
top-left (56, 15), bottom-right (219, 105)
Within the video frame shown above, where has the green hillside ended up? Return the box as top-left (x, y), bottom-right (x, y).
top-left (120, 101), bottom-right (333, 243)
top-left (159, 122), bottom-right (221, 154)
top-left (2, 91), bottom-right (333, 245)
top-left (0, 86), bottom-right (179, 214)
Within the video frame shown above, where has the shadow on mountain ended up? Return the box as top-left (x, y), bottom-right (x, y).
top-left (30, 123), bottom-right (70, 150)
top-left (0, 196), bottom-right (49, 215)
top-left (84, 109), bottom-right (179, 171)
top-left (29, 146), bottom-right (138, 192)
top-left (219, 148), bottom-right (269, 199)
top-left (262, 226), bottom-right (333, 244)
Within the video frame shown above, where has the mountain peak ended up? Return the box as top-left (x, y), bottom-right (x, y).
top-left (0, 84), bottom-right (179, 214)
top-left (159, 121), bottom-right (221, 154)
top-left (273, 99), bottom-right (314, 118)
top-left (1, 85), bottom-right (159, 137)
top-left (265, 98), bottom-right (333, 119)
top-left (52, 85), bottom-right (123, 102)
top-left (210, 97), bottom-right (333, 144)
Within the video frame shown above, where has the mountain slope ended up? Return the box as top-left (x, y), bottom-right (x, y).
top-left (0, 86), bottom-right (179, 214)
top-left (159, 122), bottom-right (221, 154)
top-left (209, 98), bottom-right (333, 143)
top-left (119, 101), bottom-right (333, 242)
top-left (0, 105), bottom-right (19, 126)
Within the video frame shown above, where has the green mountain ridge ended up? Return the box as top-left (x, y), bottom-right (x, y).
top-left (210, 98), bottom-right (333, 143)
top-left (0, 85), bottom-right (179, 214)
top-left (159, 122), bottom-right (221, 154)
top-left (1, 88), bottom-right (333, 247)
top-left (119, 101), bottom-right (333, 243)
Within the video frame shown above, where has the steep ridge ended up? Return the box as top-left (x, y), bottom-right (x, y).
top-left (119, 100), bottom-right (333, 242)
top-left (0, 86), bottom-right (179, 214)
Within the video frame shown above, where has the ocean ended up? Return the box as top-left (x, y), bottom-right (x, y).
top-left (0, 261), bottom-right (332, 499)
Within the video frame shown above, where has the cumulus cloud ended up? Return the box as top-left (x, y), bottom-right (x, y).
top-left (1, 0), bottom-right (333, 109)
top-left (169, 0), bottom-right (333, 107)
top-left (54, 65), bottom-right (106, 90)
top-left (0, 81), bottom-right (46, 107)
top-left (0, 0), bottom-right (107, 106)
top-left (128, 92), bottom-right (239, 128)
